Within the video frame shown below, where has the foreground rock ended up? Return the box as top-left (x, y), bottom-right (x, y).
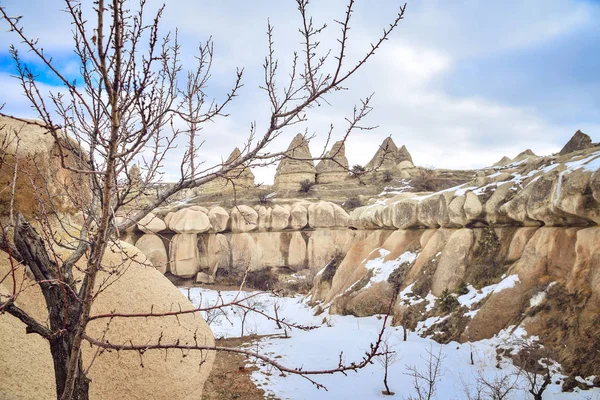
top-left (0, 242), bottom-right (215, 400)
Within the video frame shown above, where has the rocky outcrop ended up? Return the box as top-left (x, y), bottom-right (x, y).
top-left (201, 147), bottom-right (255, 192)
top-left (274, 134), bottom-right (316, 190)
top-left (0, 116), bottom-right (91, 217)
top-left (135, 233), bottom-right (168, 273)
top-left (137, 212), bottom-right (166, 233)
top-left (0, 242), bottom-right (214, 400)
top-left (169, 234), bottom-right (201, 277)
top-left (559, 130), bottom-right (593, 155)
top-left (365, 137), bottom-right (413, 172)
top-left (168, 208), bottom-right (211, 233)
top-left (316, 140), bottom-right (349, 184)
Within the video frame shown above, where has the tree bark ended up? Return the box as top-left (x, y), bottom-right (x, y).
top-left (14, 214), bottom-right (90, 399)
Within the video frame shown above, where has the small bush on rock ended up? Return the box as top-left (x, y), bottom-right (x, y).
top-left (437, 288), bottom-right (459, 313)
top-left (246, 269), bottom-right (279, 291)
top-left (298, 179), bottom-right (315, 193)
top-left (344, 197), bottom-right (363, 211)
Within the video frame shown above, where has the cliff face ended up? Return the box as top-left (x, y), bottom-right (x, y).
top-left (125, 138), bottom-right (600, 380)
top-left (310, 146), bottom-right (600, 378)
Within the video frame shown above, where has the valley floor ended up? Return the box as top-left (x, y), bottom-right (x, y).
top-left (182, 288), bottom-right (600, 400)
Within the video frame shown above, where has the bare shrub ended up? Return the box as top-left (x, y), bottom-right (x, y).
top-left (405, 345), bottom-right (445, 400)
top-left (298, 179), bottom-right (315, 193)
top-left (343, 197), bottom-right (363, 211)
top-left (246, 269), bottom-right (279, 291)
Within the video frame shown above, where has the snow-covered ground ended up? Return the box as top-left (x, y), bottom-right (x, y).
top-left (182, 288), bottom-right (600, 400)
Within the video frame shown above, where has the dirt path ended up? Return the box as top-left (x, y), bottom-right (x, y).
top-left (202, 336), bottom-right (278, 400)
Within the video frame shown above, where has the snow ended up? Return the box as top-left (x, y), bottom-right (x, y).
top-left (529, 291), bottom-right (547, 308)
top-left (181, 288), bottom-right (599, 399)
top-left (493, 274), bottom-right (521, 292)
top-left (363, 250), bottom-right (418, 289)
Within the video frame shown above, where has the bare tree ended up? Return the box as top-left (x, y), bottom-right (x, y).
top-left (0, 0), bottom-right (407, 399)
top-left (405, 345), bottom-right (445, 400)
top-left (514, 341), bottom-right (554, 400)
top-left (376, 334), bottom-right (399, 396)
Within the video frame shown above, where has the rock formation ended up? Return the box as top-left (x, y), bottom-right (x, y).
top-left (315, 140), bottom-right (349, 183)
top-left (365, 137), bottom-right (413, 172)
top-left (0, 115), bottom-right (91, 216)
top-left (202, 147), bottom-right (255, 192)
top-left (274, 134), bottom-right (316, 189)
top-left (559, 130), bottom-right (593, 155)
top-left (0, 242), bottom-right (214, 399)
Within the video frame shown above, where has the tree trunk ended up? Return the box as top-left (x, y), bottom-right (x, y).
top-left (14, 215), bottom-right (90, 399)
top-left (50, 334), bottom-right (90, 400)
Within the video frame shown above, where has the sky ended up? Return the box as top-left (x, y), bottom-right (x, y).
top-left (1, 0), bottom-right (599, 184)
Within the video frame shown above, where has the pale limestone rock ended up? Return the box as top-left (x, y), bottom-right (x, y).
top-left (207, 234), bottom-right (230, 275)
top-left (436, 191), bottom-right (455, 228)
top-left (417, 194), bottom-right (441, 228)
top-left (448, 195), bottom-right (467, 227)
top-left (592, 169), bottom-right (600, 203)
top-left (274, 134), bottom-right (316, 189)
top-left (308, 201), bottom-right (336, 228)
top-left (331, 203), bottom-right (350, 227)
top-left (135, 233), bottom-right (168, 274)
top-left (485, 182), bottom-right (518, 224)
top-left (0, 242), bottom-right (216, 400)
top-left (169, 233), bottom-right (200, 277)
top-left (208, 207), bottom-right (230, 233)
top-left (230, 205), bottom-right (259, 233)
top-left (253, 232), bottom-right (286, 268)
top-left (196, 272), bottom-right (215, 284)
top-left (168, 208), bottom-right (211, 233)
top-left (271, 205), bottom-right (291, 231)
top-left (164, 211), bottom-right (175, 227)
top-left (322, 231), bottom-right (391, 303)
top-left (229, 233), bottom-right (260, 271)
top-left (189, 205), bottom-right (209, 214)
top-left (464, 191), bottom-right (484, 223)
top-left (431, 229), bottom-right (474, 296)
top-left (316, 140), bottom-right (349, 184)
top-left (288, 231), bottom-right (307, 271)
top-left (290, 204), bottom-right (308, 229)
top-left (256, 206), bottom-right (269, 231)
top-left (392, 199), bottom-right (420, 229)
top-left (137, 212), bottom-right (166, 233)
top-left (554, 168), bottom-right (600, 224)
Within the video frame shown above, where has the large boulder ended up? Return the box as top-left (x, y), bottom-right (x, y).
top-left (288, 231), bottom-right (307, 271)
top-left (137, 212), bottom-right (166, 233)
top-left (0, 242), bottom-right (214, 400)
top-left (0, 116), bottom-right (91, 217)
top-left (229, 233), bottom-right (260, 271)
top-left (230, 205), bottom-right (259, 233)
top-left (169, 233), bottom-right (200, 277)
top-left (206, 234), bottom-right (230, 276)
top-left (271, 205), bottom-right (291, 231)
top-left (208, 206), bottom-right (230, 233)
top-left (431, 229), bottom-right (474, 295)
top-left (308, 202), bottom-right (336, 228)
top-left (274, 134), bottom-right (316, 189)
top-left (316, 140), bottom-right (349, 184)
top-left (168, 208), bottom-right (211, 233)
top-left (290, 204), bottom-right (308, 229)
top-left (135, 233), bottom-right (168, 274)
